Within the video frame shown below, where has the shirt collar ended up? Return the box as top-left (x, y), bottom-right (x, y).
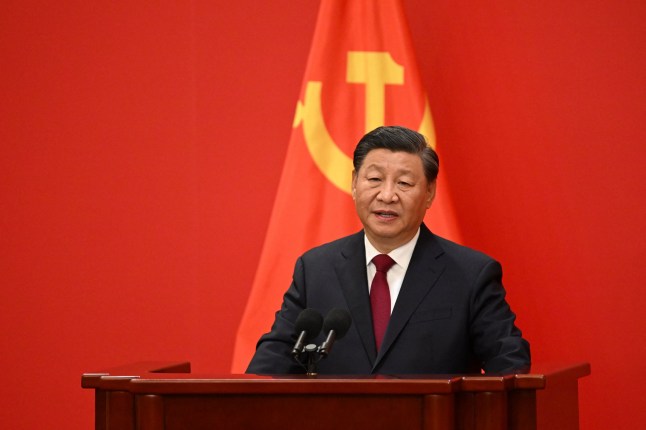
top-left (364, 228), bottom-right (421, 270)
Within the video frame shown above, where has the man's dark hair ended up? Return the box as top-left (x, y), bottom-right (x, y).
top-left (353, 126), bottom-right (439, 183)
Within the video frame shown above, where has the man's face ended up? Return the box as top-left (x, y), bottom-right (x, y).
top-left (352, 149), bottom-right (435, 253)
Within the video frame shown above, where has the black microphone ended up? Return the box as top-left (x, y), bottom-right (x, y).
top-left (291, 308), bottom-right (323, 358)
top-left (318, 308), bottom-right (352, 357)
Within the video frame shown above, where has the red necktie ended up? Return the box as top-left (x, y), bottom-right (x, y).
top-left (370, 254), bottom-right (395, 351)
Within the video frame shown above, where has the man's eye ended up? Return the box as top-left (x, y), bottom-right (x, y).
top-left (368, 177), bottom-right (381, 182)
top-left (399, 181), bottom-right (411, 187)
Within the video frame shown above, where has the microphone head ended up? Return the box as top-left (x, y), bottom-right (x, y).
top-left (294, 308), bottom-right (323, 341)
top-left (323, 308), bottom-right (352, 339)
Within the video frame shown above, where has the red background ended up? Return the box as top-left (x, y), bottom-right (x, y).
top-left (1, 1), bottom-right (644, 428)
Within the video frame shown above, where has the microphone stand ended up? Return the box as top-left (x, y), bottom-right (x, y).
top-left (294, 343), bottom-right (323, 376)
top-left (303, 344), bottom-right (319, 376)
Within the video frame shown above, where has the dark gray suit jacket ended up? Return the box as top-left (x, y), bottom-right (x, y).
top-left (246, 224), bottom-right (530, 375)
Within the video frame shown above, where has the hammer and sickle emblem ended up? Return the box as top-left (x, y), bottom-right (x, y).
top-left (293, 51), bottom-right (436, 194)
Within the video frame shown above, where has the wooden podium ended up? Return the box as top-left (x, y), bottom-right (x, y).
top-left (82, 362), bottom-right (589, 430)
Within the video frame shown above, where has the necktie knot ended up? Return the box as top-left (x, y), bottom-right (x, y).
top-left (372, 254), bottom-right (395, 273)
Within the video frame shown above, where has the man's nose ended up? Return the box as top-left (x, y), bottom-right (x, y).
top-left (377, 182), bottom-right (398, 202)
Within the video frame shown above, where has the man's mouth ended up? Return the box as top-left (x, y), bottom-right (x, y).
top-left (374, 210), bottom-right (398, 219)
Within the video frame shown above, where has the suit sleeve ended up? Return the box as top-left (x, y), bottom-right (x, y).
top-left (469, 260), bottom-right (531, 373)
top-left (245, 257), bottom-right (308, 374)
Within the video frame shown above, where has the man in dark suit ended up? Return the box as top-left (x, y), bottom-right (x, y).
top-left (247, 126), bottom-right (530, 375)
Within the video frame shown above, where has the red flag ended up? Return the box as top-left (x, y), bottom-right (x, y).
top-left (231, 0), bottom-right (460, 372)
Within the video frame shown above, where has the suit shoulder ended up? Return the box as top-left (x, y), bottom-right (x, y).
top-left (431, 234), bottom-right (498, 267)
top-left (425, 233), bottom-right (504, 288)
top-left (301, 231), bottom-right (363, 261)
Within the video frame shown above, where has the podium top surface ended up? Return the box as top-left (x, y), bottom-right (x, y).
top-left (81, 361), bottom-right (590, 395)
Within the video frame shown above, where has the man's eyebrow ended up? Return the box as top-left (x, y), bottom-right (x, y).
top-left (362, 163), bottom-right (384, 171)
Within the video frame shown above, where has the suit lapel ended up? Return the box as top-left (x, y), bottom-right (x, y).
top-left (374, 225), bottom-right (446, 369)
top-left (334, 231), bottom-right (378, 365)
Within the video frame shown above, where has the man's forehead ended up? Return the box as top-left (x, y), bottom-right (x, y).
top-left (359, 149), bottom-right (423, 172)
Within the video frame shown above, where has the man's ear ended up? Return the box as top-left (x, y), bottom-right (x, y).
top-left (426, 180), bottom-right (437, 208)
top-left (351, 170), bottom-right (357, 199)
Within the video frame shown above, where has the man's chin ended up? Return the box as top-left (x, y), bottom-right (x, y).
top-left (365, 226), bottom-right (402, 242)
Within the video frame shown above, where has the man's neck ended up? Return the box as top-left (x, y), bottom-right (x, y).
top-left (365, 228), bottom-right (421, 254)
